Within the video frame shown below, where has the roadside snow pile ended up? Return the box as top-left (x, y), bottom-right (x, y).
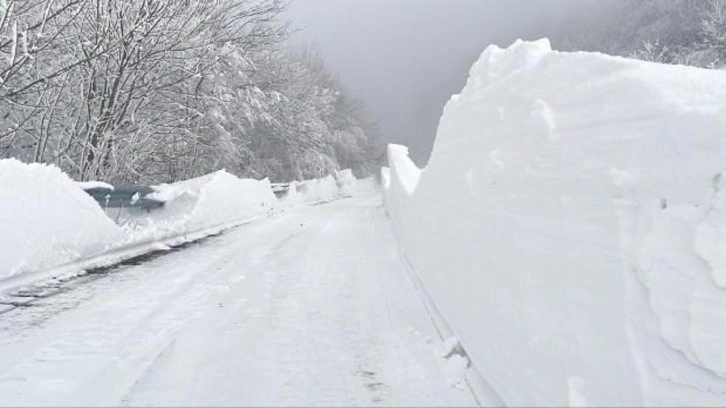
top-left (1, 164), bottom-right (279, 284)
top-left (280, 181), bottom-right (302, 207)
top-left (170, 171), bottom-right (277, 231)
top-left (351, 177), bottom-right (378, 196)
top-left (0, 159), bottom-right (125, 281)
top-left (2, 158), bottom-right (372, 288)
top-left (281, 171), bottom-right (377, 206)
top-left (119, 171), bottom-right (278, 240)
top-left (335, 169), bottom-right (358, 197)
top-left (384, 38), bottom-right (726, 406)
top-left (336, 169), bottom-right (378, 198)
top-left (298, 175), bottom-right (340, 203)
top-left (277, 176), bottom-right (337, 207)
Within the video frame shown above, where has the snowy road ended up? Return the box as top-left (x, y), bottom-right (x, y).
top-left (0, 196), bottom-right (475, 407)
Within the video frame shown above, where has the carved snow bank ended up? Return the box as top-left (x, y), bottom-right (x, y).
top-left (123, 170), bottom-right (278, 240)
top-left (385, 38), bottom-right (726, 406)
top-left (0, 159), bottom-right (125, 280)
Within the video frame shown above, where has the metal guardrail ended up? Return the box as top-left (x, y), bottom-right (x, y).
top-left (83, 186), bottom-right (165, 211)
top-left (271, 183), bottom-right (290, 192)
top-left (271, 183), bottom-right (291, 199)
top-left (86, 182), bottom-right (294, 210)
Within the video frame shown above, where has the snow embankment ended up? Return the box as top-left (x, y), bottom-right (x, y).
top-left (278, 176), bottom-right (338, 207)
top-left (336, 169), bottom-right (378, 198)
top-left (297, 175), bottom-right (340, 204)
top-left (0, 159), bottom-right (125, 281)
top-left (121, 171), bottom-right (278, 240)
top-left (281, 171), bottom-right (377, 207)
top-left (0, 166), bottom-right (279, 289)
top-left (384, 38), bottom-right (726, 406)
top-left (1, 161), bottom-right (375, 290)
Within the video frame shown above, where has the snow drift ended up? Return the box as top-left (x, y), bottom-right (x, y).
top-left (384, 39), bottom-right (726, 406)
top-left (0, 159), bottom-right (125, 281)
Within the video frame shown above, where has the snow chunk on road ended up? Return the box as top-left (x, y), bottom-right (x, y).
top-left (384, 38), bottom-right (726, 406)
top-left (0, 159), bottom-right (124, 280)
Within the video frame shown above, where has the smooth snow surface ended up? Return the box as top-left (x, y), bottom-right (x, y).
top-left (0, 197), bottom-right (474, 407)
top-left (0, 159), bottom-right (124, 281)
top-left (384, 39), bottom-right (726, 406)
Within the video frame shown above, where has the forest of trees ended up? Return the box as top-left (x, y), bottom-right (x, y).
top-left (555, 0), bottom-right (726, 69)
top-left (0, 0), bottom-right (380, 184)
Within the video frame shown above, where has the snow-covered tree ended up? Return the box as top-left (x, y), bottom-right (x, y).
top-left (554, 0), bottom-right (726, 69)
top-left (0, 0), bottom-right (378, 184)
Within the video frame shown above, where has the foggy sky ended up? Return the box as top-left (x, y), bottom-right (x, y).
top-left (286, 0), bottom-right (597, 164)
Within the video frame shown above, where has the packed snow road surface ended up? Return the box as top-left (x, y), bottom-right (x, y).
top-left (0, 196), bottom-right (475, 407)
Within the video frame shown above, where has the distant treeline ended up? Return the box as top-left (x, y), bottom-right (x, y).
top-left (0, 0), bottom-right (381, 184)
top-left (554, 0), bottom-right (726, 68)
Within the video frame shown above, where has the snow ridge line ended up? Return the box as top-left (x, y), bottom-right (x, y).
top-left (384, 211), bottom-right (504, 407)
top-left (0, 214), bottom-right (270, 298)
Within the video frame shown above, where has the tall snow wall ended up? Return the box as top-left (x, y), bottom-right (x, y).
top-left (384, 39), bottom-right (726, 406)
